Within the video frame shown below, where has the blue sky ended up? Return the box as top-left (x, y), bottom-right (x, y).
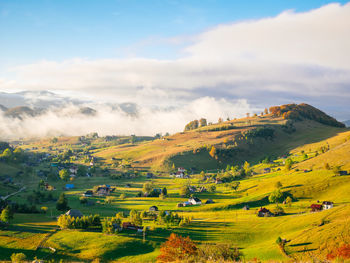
top-left (1, 0), bottom-right (348, 67)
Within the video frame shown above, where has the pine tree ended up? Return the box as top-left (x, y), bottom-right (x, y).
top-left (56, 193), bottom-right (69, 211)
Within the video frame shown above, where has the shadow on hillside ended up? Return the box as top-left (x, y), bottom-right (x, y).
top-left (283, 184), bottom-right (303, 189)
top-left (289, 242), bottom-right (312, 247)
top-left (0, 246), bottom-right (52, 261)
top-left (101, 240), bottom-right (155, 260)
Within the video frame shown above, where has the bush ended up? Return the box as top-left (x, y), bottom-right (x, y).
top-left (11, 253), bottom-right (26, 263)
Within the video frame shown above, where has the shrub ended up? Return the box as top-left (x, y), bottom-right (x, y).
top-left (11, 253), bottom-right (26, 263)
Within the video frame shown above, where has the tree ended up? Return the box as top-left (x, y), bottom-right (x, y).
top-left (285, 196), bottom-right (292, 207)
top-left (77, 165), bottom-right (87, 177)
top-left (209, 146), bottom-right (217, 159)
top-left (199, 118), bottom-right (207, 127)
top-left (10, 253), bottom-right (26, 263)
top-left (269, 189), bottom-right (283, 205)
top-left (157, 233), bottom-right (197, 262)
top-left (275, 181), bottom-right (282, 189)
top-left (13, 148), bottom-right (23, 162)
top-left (142, 182), bottom-right (153, 195)
top-left (231, 181), bottom-right (240, 191)
top-left (327, 244), bottom-right (350, 261)
top-left (243, 161), bottom-right (250, 175)
top-left (129, 210), bottom-right (142, 226)
top-left (324, 163), bottom-right (331, 170)
top-left (2, 148), bottom-right (13, 161)
top-left (130, 135), bottom-right (136, 144)
top-left (180, 186), bottom-right (190, 197)
top-left (333, 165), bottom-right (342, 176)
top-left (59, 169), bottom-right (69, 181)
top-left (56, 193), bottom-right (69, 211)
top-left (218, 117), bottom-right (223, 123)
top-left (208, 185), bottom-right (216, 192)
top-left (285, 158), bottom-right (293, 171)
top-left (51, 137), bottom-right (58, 143)
top-left (264, 108), bottom-right (269, 115)
top-left (1, 206), bottom-right (13, 223)
top-left (162, 187), bottom-right (167, 196)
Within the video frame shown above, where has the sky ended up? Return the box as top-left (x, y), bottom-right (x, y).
top-left (0, 0), bottom-right (350, 138)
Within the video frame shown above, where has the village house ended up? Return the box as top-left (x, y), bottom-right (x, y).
top-left (311, 204), bottom-right (323, 212)
top-left (65, 209), bottom-right (83, 218)
top-left (149, 206), bottom-right (158, 212)
top-left (65, 184), bottom-right (74, 190)
top-left (258, 207), bottom-right (273, 217)
top-left (215, 178), bottom-right (223, 184)
top-left (189, 197), bottom-right (202, 205)
top-left (122, 222), bottom-right (143, 232)
top-left (83, 190), bottom-right (93, 197)
top-left (322, 201), bottom-right (333, 210)
top-left (263, 168), bottom-right (271, 174)
top-left (96, 185), bottom-right (112, 196)
top-left (178, 167), bottom-right (186, 173)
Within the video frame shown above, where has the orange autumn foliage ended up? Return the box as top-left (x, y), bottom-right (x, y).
top-left (157, 233), bottom-right (197, 262)
top-left (327, 244), bottom-right (350, 261)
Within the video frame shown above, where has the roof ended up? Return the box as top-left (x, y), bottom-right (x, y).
top-left (190, 197), bottom-right (201, 202)
top-left (65, 209), bottom-right (83, 218)
top-left (84, 190), bottom-right (93, 194)
top-left (258, 207), bottom-right (271, 213)
top-left (322, 201), bottom-right (333, 205)
top-left (65, 184), bottom-right (74, 188)
top-left (311, 204), bottom-right (323, 208)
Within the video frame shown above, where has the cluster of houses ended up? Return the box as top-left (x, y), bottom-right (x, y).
top-left (311, 201), bottom-right (334, 212)
top-left (83, 185), bottom-right (115, 197)
top-left (171, 167), bottom-right (190, 179)
top-left (177, 197), bottom-right (215, 207)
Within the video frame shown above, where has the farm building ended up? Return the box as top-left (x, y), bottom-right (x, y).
top-left (322, 201), bottom-right (333, 210)
top-left (149, 206), bottom-right (158, 212)
top-left (263, 168), bottom-right (271, 173)
top-left (258, 207), bottom-right (273, 217)
top-left (215, 178), bottom-right (223, 184)
top-left (311, 204), bottom-right (323, 212)
top-left (242, 205), bottom-right (250, 210)
top-left (65, 209), bottom-right (83, 218)
top-left (83, 190), bottom-right (93, 197)
top-left (65, 184), bottom-right (74, 190)
top-left (189, 197), bottom-right (202, 205)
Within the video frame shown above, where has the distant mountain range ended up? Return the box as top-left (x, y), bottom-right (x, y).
top-left (0, 90), bottom-right (82, 108)
top-left (0, 90), bottom-right (138, 119)
top-left (343, 120), bottom-right (350, 127)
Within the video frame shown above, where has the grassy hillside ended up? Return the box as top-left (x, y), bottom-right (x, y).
top-left (90, 115), bottom-right (346, 171)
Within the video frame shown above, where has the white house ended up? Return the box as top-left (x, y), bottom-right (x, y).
top-left (188, 197), bottom-right (202, 205)
top-left (178, 167), bottom-right (186, 173)
top-left (322, 201), bottom-right (333, 210)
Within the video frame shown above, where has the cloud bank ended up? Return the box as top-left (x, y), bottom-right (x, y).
top-left (1, 3), bottom-right (350, 139)
top-left (0, 97), bottom-right (253, 140)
